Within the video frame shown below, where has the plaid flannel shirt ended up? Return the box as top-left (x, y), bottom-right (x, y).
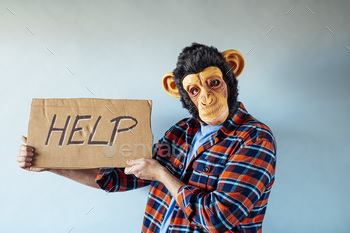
top-left (95, 102), bottom-right (276, 233)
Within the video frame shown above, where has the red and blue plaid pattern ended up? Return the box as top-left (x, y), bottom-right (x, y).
top-left (96, 103), bottom-right (276, 233)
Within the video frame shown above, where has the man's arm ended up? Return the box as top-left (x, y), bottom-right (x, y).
top-left (124, 158), bottom-right (184, 198)
top-left (158, 168), bottom-right (184, 200)
top-left (48, 169), bottom-right (100, 189)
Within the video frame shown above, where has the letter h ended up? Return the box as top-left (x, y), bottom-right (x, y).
top-left (45, 114), bottom-right (71, 146)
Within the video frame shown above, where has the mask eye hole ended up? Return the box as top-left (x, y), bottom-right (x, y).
top-left (190, 87), bottom-right (199, 95)
top-left (209, 79), bottom-right (220, 87)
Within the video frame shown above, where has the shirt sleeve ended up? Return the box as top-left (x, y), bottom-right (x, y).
top-left (176, 138), bottom-right (276, 232)
top-left (95, 167), bottom-right (152, 192)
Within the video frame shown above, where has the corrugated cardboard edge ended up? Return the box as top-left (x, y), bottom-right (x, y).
top-left (147, 100), bottom-right (154, 158)
top-left (27, 99), bottom-right (37, 146)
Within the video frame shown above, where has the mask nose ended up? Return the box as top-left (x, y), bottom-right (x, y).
top-left (200, 92), bottom-right (214, 106)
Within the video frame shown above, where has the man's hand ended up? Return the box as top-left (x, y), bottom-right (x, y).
top-left (17, 135), bottom-right (47, 172)
top-left (124, 158), bottom-right (166, 181)
top-left (125, 158), bottom-right (185, 200)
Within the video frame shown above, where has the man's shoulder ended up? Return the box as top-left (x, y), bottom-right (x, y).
top-left (238, 114), bottom-right (276, 146)
top-left (221, 112), bottom-right (277, 164)
top-left (225, 105), bottom-right (275, 146)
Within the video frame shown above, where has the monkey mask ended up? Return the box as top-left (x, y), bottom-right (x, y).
top-left (162, 43), bottom-right (245, 126)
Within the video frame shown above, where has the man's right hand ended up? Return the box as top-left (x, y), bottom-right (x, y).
top-left (17, 135), bottom-right (47, 172)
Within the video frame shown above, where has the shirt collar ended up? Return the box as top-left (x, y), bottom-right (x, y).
top-left (184, 117), bottom-right (201, 146)
top-left (220, 102), bottom-right (248, 137)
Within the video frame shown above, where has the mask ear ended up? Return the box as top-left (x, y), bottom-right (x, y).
top-left (222, 50), bottom-right (245, 78)
top-left (162, 72), bottom-right (181, 98)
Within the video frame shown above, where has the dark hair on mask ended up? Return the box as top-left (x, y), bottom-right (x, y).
top-left (173, 43), bottom-right (239, 122)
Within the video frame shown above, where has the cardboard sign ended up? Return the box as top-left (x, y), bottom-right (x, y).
top-left (27, 98), bottom-right (153, 169)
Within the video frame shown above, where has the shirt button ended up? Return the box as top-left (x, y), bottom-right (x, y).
top-left (203, 167), bottom-right (209, 172)
top-left (161, 216), bottom-right (164, 221)
top-left (179, 164), bottom-right (183, 169)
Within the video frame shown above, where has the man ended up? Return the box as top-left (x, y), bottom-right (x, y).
top-left (18, 43), bottom-right (276, 232)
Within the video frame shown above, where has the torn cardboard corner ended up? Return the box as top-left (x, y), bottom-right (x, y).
top-left (27, 98), bottom-right (153, 169)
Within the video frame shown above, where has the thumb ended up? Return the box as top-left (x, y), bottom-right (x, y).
top-left (127, 159), bottom-right (139, 165)
top-left (21, 135), bottom-right (27, 144)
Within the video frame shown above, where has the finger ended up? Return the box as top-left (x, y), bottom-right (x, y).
top-left (127, 159), bottom-right (143, 165)
top-left (17, 156), bottom-right (33, 163)
top-left (125, 166), bottom-right (139, 175)
top-left (21, 135), bottom-right (27, 144)
top-left (124, 166), bottom-right (133, 174)
top-left (18, 150), bottom-right (34, 156)
top-left (18, 161), bottom-right (31, 168)
top-left (19, 145), bottom-right (34, 152)
top-left (18, 150), bottom-right (34, 157)
top-left (126, 160), bottom-right (137, 165)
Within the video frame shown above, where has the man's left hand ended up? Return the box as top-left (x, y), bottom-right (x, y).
top-left (124, 158), bottom-right (165, 181)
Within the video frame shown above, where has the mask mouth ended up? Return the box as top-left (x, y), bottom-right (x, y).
top-left (200, 106), bottom-right (228, 124)
top-left (200, 103), bottom-right (223, 116)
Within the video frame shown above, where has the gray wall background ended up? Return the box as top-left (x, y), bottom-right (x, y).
top-left (1, 0), bottom-right (349, 232)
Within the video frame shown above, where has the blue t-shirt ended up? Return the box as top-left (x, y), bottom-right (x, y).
top-left (159, 123), bottom-right (222, 233)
